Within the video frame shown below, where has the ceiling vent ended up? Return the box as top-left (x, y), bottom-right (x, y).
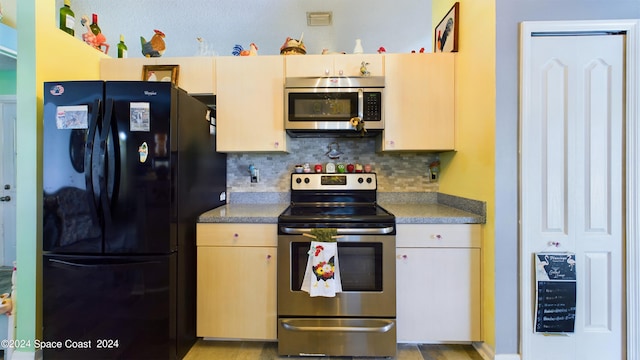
top-left (307, 12), bottom-right (332, 26)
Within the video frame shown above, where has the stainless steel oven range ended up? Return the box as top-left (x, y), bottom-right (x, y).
top-left (277, 173), bottom-right (396, 357)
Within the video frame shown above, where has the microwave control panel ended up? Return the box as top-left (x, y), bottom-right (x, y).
top-left (363, 92), bottom-right (382, 121)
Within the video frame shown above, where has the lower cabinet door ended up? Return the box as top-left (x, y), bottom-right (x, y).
top-left (197, 246), bottom-right (277, 340)
top-left (396, 247), bottom-right (481, 342)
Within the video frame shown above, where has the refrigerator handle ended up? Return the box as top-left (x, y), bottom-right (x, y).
top-left (99, 98), bottom-right (115, 226)
top-left (48, 258), bottom-right (161, 269)
top-left (84, 98), bottom-right (101, 228)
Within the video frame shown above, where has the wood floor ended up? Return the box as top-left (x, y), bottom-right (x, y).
top-left (185, 340), bottom-right (485, 360)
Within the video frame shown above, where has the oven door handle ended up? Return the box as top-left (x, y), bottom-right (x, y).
top-left (280, 226), bottom-right (394, 235)
top-left (280, 319), bottom-right (395, 333)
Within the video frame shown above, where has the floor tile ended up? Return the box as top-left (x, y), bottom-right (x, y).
top-left (185, 340), bottom-right (483, 360)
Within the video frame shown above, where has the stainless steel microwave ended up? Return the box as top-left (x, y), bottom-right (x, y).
top-left (284, 76), bottom-right (385, 134)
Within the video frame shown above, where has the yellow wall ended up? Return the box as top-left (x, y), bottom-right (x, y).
top-left (15, 0), bottom-right (106, 350)
top-left (433, 0), bottom-right (496, 349)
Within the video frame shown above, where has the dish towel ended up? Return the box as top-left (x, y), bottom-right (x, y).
top-left (301, 240), bottom-right (342, 297)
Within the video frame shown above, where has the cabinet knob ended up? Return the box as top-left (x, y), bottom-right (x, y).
top-left (274, 141), bottom-right (279, 148)
top-left (233, 233), bottom-right (239, 238)
top-left (324, 69), bottom-right (330, 76)
top-left (266, 254), bottom-right (272, 260)
top-left (432, 234), bottom-right (442, 239)
top-left (338, 69), bottom-right (344, 76)
top-left (397, 254), bottom-right (408, 260)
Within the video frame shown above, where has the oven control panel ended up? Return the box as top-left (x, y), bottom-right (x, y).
top-left (291, 173), bottom-right (377, 190)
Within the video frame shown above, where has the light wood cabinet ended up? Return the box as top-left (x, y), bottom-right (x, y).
top-left (100, 57), bottom-right (216, 94)
top-left (284, 54), bottom-right (384, 77)
top-left (396, 224), bottom-right (481, 342)
top-left (196, 223), bottom-right (277, 340)
top-left (156, 57), bottom-right (216, 94)
top-left (215, 56), bottom-right (287, 152)
top-left (380, 53), bottom-right (455, 151)
top-left (100, 57), bottom-right (157, 81)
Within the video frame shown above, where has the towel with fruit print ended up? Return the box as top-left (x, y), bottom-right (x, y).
top-left (301, 240), bottom-right (342, 297)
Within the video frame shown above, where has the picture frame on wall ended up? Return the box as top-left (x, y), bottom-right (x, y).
top-left (434, 2), bottom-right (459, 53)
top-left (142, 65), bottom-right (180, 84)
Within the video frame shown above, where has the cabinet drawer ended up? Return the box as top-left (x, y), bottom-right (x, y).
top-left (396, 224), bottom-right (481, 248)
top-left (197, 223), bottom-right (277, 247)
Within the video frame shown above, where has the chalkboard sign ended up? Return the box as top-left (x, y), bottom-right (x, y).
top-left (536, 281), bottom-right (576, 332)
top-left (534, 253), bottom-right (577, 333)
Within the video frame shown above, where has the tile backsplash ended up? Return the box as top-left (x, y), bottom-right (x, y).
top-left (226, 137), bottom-right (439, 194)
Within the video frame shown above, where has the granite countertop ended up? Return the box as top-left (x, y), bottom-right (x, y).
top-left (380, 203), bottom-right (483, 224)
top-left (198, 203), bottom-right (288, 224)
top-left (198, 192), bottom-right (486, 225)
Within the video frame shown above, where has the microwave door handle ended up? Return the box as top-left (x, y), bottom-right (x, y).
top-left (357, 88), bottom-right (364, 120)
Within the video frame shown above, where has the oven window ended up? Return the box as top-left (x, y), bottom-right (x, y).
top-left (291, 242), bottom-right (383, 292)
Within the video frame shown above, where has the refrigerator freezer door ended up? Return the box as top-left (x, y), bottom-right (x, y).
top-left (42, 253), bottom-right (177, 359)
top-left (43, 81), bottom-right (105, 253)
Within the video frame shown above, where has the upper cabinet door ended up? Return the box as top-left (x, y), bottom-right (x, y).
top-left (285, 54), bottom-right (384, 77)
top-left (333, 54), bottom-right (384, 77)
top-left (100, 57), bottom-right (216, 95)
top-left (215, 56), bottom-right (287, 153)
top-left (156, 57), bottom-right (216, 94)
top-left (381, 53), bottom-right (455, 152)
top-left (100, 58), bottom-right (158, 81)
top-left (285, 55), bottom-right (334, 77)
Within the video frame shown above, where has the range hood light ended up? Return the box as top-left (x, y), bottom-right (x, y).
top-left (307, 12), bottom-right (332, 26)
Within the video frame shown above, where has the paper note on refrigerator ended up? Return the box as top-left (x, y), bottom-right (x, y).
top-left (130, 102), bottom-right (151, 132)
top-left (56, 105), bottom-right (88, 129)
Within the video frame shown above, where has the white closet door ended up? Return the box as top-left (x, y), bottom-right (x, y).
top-left (0, 98), bottom-right (17, 266)
top-left (521, 34), bottom-right (624, 359)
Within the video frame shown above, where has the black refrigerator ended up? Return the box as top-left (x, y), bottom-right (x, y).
top-left (42, 81), bottom-right (226, 359)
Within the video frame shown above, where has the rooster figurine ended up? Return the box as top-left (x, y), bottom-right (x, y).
top-left (80, 15), bottom-right (109, 54)
top-left (232, 43), bottom-right (258, 56)
top-left (437, 18), bottom-right (454, 51)
top-left (141, 30), bottom-right (166, 58)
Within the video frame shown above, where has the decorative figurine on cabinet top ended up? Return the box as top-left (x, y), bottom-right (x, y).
top-left (80, 15), bottom-right (109, 54)
top-left (280, 36), bottom-right (306, 55)
top-left (232, 43), bottom-right (258, 56)
top-left (360, 61), bottom-right (370, 76)
top-left (141, 29), bottom-right (166, 58)
top-left (196, 37), bottom-right (216, 56)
